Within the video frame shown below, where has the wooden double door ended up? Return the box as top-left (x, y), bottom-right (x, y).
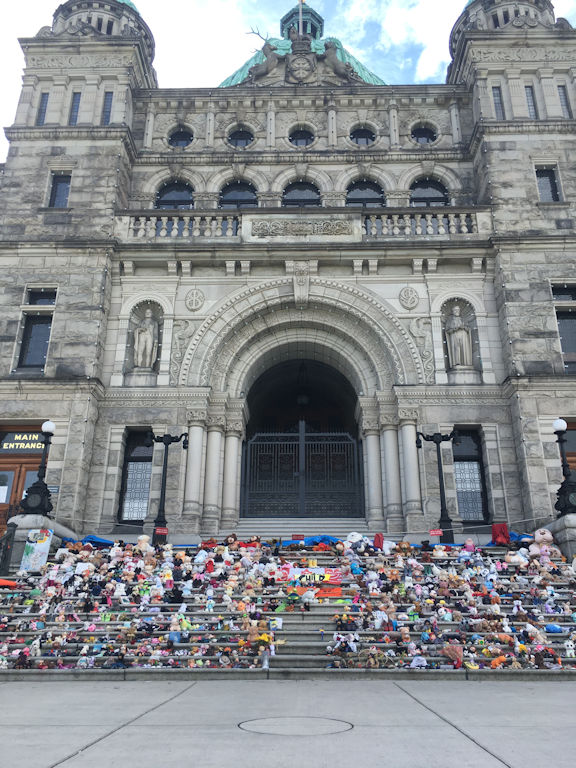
top-left (0, 458), bottom-right (40, 533)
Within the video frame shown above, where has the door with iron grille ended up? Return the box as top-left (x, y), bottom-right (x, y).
top-left (242, 420), bottom-right (363, 517)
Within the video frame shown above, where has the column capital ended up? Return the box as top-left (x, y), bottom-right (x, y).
top-left (226, 420), bottom-right (244, 437)
top-left (186, 409), bottom-right (207, 427)
top-left (379, 411), bottom-right (399, 429)
top-left (362, 419), bottom-right (380, 436)
top-left (206, 411), bottom-right (226, 431)
top-left (398, 407), bottom-right (419, 424)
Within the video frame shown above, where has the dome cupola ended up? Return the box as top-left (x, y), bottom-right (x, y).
top-left (450, 0), bottom-right (557, 56)
top-left (280, 3), bottom-right (324, 40)
top-left (52, 0), bottom-right (154, 63)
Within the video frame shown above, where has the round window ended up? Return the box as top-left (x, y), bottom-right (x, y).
top-left (168, 128), bottom-right (193, 148)
top-left (411, 124), bottom-right (438, 145)
top-left (350, 127), bottom-right (375, 146)
top-left (228, 128), bottom-right (254, 148)
top-left (289, 128), bottom-right (315, 147)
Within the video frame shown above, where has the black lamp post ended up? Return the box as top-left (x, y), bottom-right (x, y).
top-left (416, 429), bottom-right (457, 544)
top-left (146, 430), bottom-right (188, 546)
top-left (20, 420), bottom-right (56, 517)
top-left (553, 418), bottom-right (576, 517)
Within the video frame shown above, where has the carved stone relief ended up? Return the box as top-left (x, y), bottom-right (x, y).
top-left (170, 319), bottom-right (197, 385)
top-left (409, 317), bottom-right (435, 384)
top-left (399, 286), bottom-right (420, 311)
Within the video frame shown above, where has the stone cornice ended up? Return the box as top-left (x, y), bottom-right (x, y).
top-left (4, 126), bottom-right (138, 161)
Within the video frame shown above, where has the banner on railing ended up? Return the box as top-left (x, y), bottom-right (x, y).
top-left (275, 566), bottom-right (343, 584)
top-left (20, 529), bottom-right (53, 572)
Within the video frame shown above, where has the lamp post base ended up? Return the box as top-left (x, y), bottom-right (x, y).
top-left (554, 475), bottom-right (576, 518)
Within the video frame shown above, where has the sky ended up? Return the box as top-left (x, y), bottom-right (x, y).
top-left (0, 0), bottom-right (575, 160)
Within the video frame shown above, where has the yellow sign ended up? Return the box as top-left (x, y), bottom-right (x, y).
top-left (0, 432), bottom-right (44, 453)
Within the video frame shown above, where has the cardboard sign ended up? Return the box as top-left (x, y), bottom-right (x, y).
top-left (20, 529), bottom-right (53, 572)
top-left (429, 529), bottom-right (443, 537)
top-left (155, 527), bottom-right (168, 535)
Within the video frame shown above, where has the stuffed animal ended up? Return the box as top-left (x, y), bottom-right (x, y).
top-left (563, 639), bottom-right (575, 658)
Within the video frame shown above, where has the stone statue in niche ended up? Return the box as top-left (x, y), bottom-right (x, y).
top-left (133, 308), bottom-right (159, 369)
top-left (445, 305), bottom-right (473, 368)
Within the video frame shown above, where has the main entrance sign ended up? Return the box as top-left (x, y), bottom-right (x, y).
top-left (242, 420), bottom-right (362, 518)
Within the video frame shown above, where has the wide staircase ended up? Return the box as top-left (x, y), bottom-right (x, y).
top-left (1, 539), bottom-right (575, 675)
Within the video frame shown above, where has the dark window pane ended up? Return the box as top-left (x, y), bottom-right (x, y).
top-left (119, 431), bottom-right (153, 521)
top-left (289, 129), bottom-right (314, 147)
top-left (168, 129), bottom-right (193, 147)
top-left (282, 182), bottom-right (320, 207)
top-left (558, 85), bottom-right (573, 119)
top-left (557, 311), bottom-right (576, 372)
top-left (68, 92), bottom-right (81, 126)
top-left (49, 175), bottom-right (71, 208)
top-left (155, 182), bottom-right (194, 210)
top-left (536, 168), bottom-right (560, 202)
top-left (553, 285), bottom-right (576, 302)
top-left (410, 178), bottom-right (449, 207)
top-left (27, 290), bottom-right (56, 306)
top-left (228, 129), bottom-right (254, 148)
top-left (453, 430), bottom-right (488, 522)
top-left (346, 180), bottom-right (385, 208)
top-left (411, 125), bottom-right (437, 144)
top-left (219, 181), bottom-right (258, 209)
top-left (525, 86), bottom-right (539, 119)
top-left (101, 91), bottom-right (113, 126)
top-left (106, 20), bottom-right (114, 35)
top-left (36, 93), bottom-right (49, 126)
top-left (350, 127), bottom-right (375, 146)
top-left (454, 461), bottom-right (485, 522)
top-left (492, 86), bottom-right (505, 120)
top-left (18, 315), bottom-right (52, 368)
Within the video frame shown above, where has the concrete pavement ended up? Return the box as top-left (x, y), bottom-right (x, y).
top-left (0, 680), bottom-right (574, 767)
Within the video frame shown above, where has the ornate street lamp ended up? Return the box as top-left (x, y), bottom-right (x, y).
top-left (416, 429), bottom-right (458, 544)
top-left (146, 430), bottom-right (188, 546)
top-left (553, 418), bottom-right (576, 517)
top-left (20, 420), bottom-right (56, 517)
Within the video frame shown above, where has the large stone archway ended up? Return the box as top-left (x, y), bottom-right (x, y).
top-left (179, 279), bottom-right (426, 535)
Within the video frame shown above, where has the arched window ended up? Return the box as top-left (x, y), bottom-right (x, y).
top-left (409, 178), bottom-right (449, 207)
top-left (155, 182), bottom-right (194, 210)
top-left (219, 181), bottom-right (258, 209)
top-left (346, 180), bottom-right (385, 208)
top-left (282, 181), bottom-right (321, 207)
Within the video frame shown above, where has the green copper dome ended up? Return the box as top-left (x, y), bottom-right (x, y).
top-left (117, 0), bottom-right (140, 12)
top-left (219, 37), bottom-right (385, 88)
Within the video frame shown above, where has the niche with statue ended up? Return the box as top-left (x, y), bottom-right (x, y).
top-left (441, 298), bottom-right (482, 383)
top-left (124, 301), bottom-right (164, 386)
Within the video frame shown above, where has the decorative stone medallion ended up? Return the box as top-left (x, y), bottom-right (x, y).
top-left (185, 288), bottom-right (205, 312)
top-left (399, 286), bottom-right (419, 310)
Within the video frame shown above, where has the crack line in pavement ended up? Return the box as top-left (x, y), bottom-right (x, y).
top-left (393, 683), bottom-right (514, 768)
top-left (45, 682), bottom-right (199, 768)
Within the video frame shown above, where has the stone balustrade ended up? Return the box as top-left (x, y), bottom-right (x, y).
top-left (115, 208), bottom-right (491, 243)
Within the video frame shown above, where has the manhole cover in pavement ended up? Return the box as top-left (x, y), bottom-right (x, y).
top-left (238, 717), bottom-right (353, 735)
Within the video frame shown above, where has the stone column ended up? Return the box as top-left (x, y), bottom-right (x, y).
top-left (363, 419), bottom-right (384, 529)
top-left (183, 409), bottom-right (207, 534)
top-left (328, 107), bottom-right (337, 147)
top-left (389, 102), bottom-right (400, 148)
top-left (221, 417), bottom-right (244, 530)
top-left (506, 70), bottom-right (527, 119)
top-left (267, 101), bottom-right (276, 148)
top-left (201, 414), bottom-right (225, 534)
top-left (380, 423), bottom-right (404, 533)
top-left (144, 102), bottom-right (155, 148)
top-left (449, 100), bottom-right (462, 145)
top-left (78, 76), bottom-right (101, 125)
top-left (399, 410), bottom-right (425, 532)
top-left (110, 317), bottom-right (130, 387)
top-left (205, 103), bottom-right (215, 147)
top-left (16, 76), bottom-right (37, 126)
top-left (157, 316), bottom-right (173, 386)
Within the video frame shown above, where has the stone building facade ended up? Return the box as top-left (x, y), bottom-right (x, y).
top-left (0, 0), bottom-right (575, 539)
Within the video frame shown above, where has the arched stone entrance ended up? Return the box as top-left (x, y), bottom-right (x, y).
top-left (178, 279), bottom-right (427, 535)
top-left (241, 360), bottom-right (363, 518)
